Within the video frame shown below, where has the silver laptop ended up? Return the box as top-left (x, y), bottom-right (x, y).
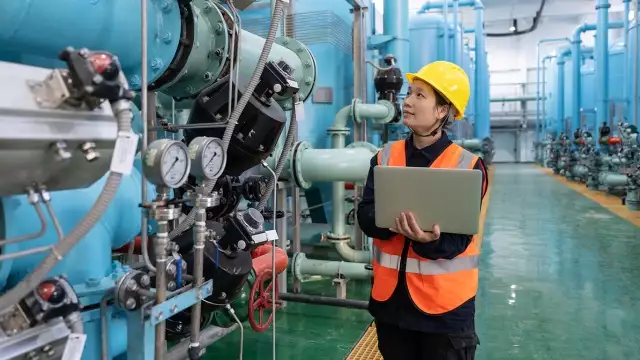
top-left (374, 166), bottom-right (482, 235)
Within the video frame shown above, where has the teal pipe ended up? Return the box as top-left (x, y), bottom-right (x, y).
top-left (571, 21), bottom-right (623, 132)
top-left (453, 138), bottom-right (482, 151)
top-left (536, 38), bottom-right (571, 142)
top-left (596, 0), bottom-right (611, 130)
top-left (556, 48), bottom-right (571, 135)
top-left (331, 100), bottom-right (395, 130)
top-left (291, 253), bottom-right (372, 281)
top-left (490, 96), bottom-right (542, 102)
top-left (603, 173), bottom-right (628, 187)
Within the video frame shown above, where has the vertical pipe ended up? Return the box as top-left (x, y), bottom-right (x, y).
top-left (634, 0), bottom-right (639, 126)
top-left (352, 5), bottom-right (364, 250)
top-left (383, 0), bottom-right (409, 93)
top-left (556, 56), bottom-right (566, 136)
top-left (443, 0), bottom-right (449, 61)
top-left (154, 220), bottom-right (168, 360)
top-left (623, 0), bottom-right (630, 111)
top-left (474, 3), bottom-right (488, 139)
top-left (453, 0), bottom-right (460, 65)
top-left (542, 57), bottom-right (548, 138)
top-left (572, 35), bottom-right (582, 133)
top-left (596, 0), bottom-right (610, 130)
top-left (291, 185), bottom-right (302, 293)
top-left (275, 186), bottom-right (288, 293)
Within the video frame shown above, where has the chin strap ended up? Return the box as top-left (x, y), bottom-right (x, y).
top-left (409, 106), bottom-right (453, 138)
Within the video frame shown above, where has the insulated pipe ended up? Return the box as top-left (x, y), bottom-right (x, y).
top-left (536, 38), bottom-right (571, 143)
top-left (596, 0), bottom-right (611, 130)
top-left (571, 22), bottom-right (623, 133)
top-left (453, 0), bottom-right (460, 65)
top-left (556, 50), bottom-right (569, 136)
top-left (291, 253), bottom-right (372, 280)
top-left (443, 0), bottom-right (449, 61)
top-left (383, 0), bottom-right (409, 94)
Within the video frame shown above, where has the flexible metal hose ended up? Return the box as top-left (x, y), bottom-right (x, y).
top-left (257, 93), bottom-right (299, 211)
top-left (169, 0), bottom-right (286, 240)
top-left (0, 99), bottom-right (131, 309)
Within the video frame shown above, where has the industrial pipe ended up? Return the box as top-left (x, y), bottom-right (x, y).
top-left (453, 0), bottom-right (460, 65)
top-left (490, 96), bottom-right (542, 102)
top-left (453, 139), bottom-right (483, 151)
top-left (623, 0), bottom-right (631, 109)
top-left (541, 55), bottom-right (556, 139)
top-left (556, 48), bottom-right (571, 136)
top-left (443, 0), bottom-right (449, 61)
top-left (596, 0), bottom-right (611, 130)
top-left (166, 324), bottom-right (240, 360)
top-left (279, 293), bottom-right (369, 310)
top-left (571, 21), bottom-right (623, 133)
top-left (383, 0), bottom-right (409, 94)
top-left (252, 243), bottom-right (289, 276)
top-left (536, 37), bottom-right (571, 143)
top-left (0, 1), bottom-right (317, 104)
top-left (291, 253), bottom-right (372, 281)
top-left (603, 173), bottom-right (629, 187)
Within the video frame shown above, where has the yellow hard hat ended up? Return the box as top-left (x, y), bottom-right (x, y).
top-left (405, 61), bottom-right (470, 120)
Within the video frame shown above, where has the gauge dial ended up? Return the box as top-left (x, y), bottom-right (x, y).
top-left (189, 137), bottom-right (227, 180)
top-left (143, 139), bottom-right (191, 188)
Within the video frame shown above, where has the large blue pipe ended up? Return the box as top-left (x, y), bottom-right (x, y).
top-left (623, 0), bottom-right (631, 111)
top-left (571, 21), bottom-right (624, 132)
top-left (383, 0), bottom-right (410, 94)
top-left (556, 48), bottom-right (571, 136)
top-left (0, 0), bottom-right (183, 88)
top-left (541, 55), bottom-right (556, 138)
top-left (535, 38), bottom-right (571, 143)
top-left (596, 0), bottom-right (611, 129)
top-left (417, 0), bottom-right (488, 138)
top-left (453, 0), bottom-right (460, 65)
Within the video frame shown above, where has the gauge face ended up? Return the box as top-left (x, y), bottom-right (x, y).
top-left (201, 138), bottom-right (226, 179)
top-left (161, 142), bottom-right (190, 187)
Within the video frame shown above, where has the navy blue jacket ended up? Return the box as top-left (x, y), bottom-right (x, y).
top-left (357, 132), bottom-right (488, 333)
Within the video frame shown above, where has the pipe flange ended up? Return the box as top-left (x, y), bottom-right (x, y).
top-left (376, 99), bottom-right (397, 124)
top-left (325, 233), bottom-right (351, 242)
top-left (114, 270), bottom-right (152, 311)
top-left (346, 141), bottom-right (380, 154)
top-left (327, 128), bottom-right (350, 136)
top-left (163, 0), bottom-right (232, 98)
top-left (351, 98), bottom-right (362, 123)
top-left (292, 252), bottom-right (306, 281)
top-left (290, 140), bottom-right (313, 189)
top-left (146, 206), bottom-right (183, 221)
top-left (275, 37), bottom-right (317, 111)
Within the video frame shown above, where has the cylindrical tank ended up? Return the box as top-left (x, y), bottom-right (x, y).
top-left (608, 40), bottom-right (625, 121)
top-left (408, 14), bottom-right (446, 72)
top-left (563, 55), bottom-right (573, 135)
top-left (545, 56), bottom-right (558, 136)
top-left (627, 23), bottom-right (640, 127)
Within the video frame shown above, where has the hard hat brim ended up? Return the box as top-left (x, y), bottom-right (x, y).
top-left (405, 73), bottom-right (463, 120)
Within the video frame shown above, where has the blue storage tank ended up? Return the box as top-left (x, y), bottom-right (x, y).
top-left (627, 24), bottom-right (639, 126)
top-left (544, 56), bottom-right (558, 136)
top-left (563, 55), bottom-right (573, 135)
top-left (408, 14), bottom-right (445, 72)
top-left (609, 41), bottom-right (625, 104)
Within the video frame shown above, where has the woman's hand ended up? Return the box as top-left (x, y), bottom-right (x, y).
top-left (390, 212), bottom-right (440, 243)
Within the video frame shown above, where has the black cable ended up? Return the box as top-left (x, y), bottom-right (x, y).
top-left (486, 0), bottom-right (547, 37)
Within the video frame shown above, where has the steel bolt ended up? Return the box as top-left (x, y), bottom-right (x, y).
top-left (125, 298), bottom-right (136, 310)
top-left (296, 47), bottom-right (304, 53)
top-left (305, 77), bottom-right (313, 85)
top-left (176, 323), bottom-right (183, 331)
top-left (51, 141), bottom-right (72, 161)
top-left (304, 60), bottom-right (312, 68)
top-left (129, 75), bottom-right (141, 87)
top-left (160, 0), bottom-right (172, 13)
top-left (140, 275), bottom-right (150, 287)
top-left (42, 345), bottom-right (51, 353)
top-left (168, 281), bottom-right (176, 291)
top-left (171, 305), bottom-right (178, 314)
top-left (215, 48), bottom-right (223, 57)
top-left (156, 312), bottom-right (164, 321)
top-left (47, 350), bottom-right (55, 358)
top-left (203, 72), bottom-right (213, 81)
top-left (167, 264), bottom-right (176, 276)
top-left (126, 279), bottom-right (138, 291)
top-left (215, 23), bottom-right (224, 34)
top-left (151, 58), bottom-right (163, 71)
top-left (203, 1), bottom-right (213, 13)
top-left (161, 31), bottom-right (172, 44)
top-left (80, 141), bottom-right (100, 162)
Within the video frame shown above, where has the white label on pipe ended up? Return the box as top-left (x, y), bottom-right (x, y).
top-left (61, 333), bottom-right (87, 360)
top-left (294, 102), bottom-right (305, 122)
top-left (110, 131), bottom-right (140, 175)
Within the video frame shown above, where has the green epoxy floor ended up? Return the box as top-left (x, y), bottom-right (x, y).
top-left (208, 164), bottom-right (640, 359)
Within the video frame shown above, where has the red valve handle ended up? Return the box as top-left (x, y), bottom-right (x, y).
top-left (248, 269), bottom-right (282, 332)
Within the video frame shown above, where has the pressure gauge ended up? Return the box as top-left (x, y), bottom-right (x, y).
top-left (188, 137), bottom-right (227, 180)
top-left (143, 139), bottom-right (191, 188)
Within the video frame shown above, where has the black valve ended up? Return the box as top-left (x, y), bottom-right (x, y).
top-left (253, 60), bottom-right (300, 104)
top-left (19, 276), bottom-right (81, 325)
top-left (374, 54), bottom-right (403, 123)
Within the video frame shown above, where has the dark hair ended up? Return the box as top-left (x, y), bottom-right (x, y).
top-left (433, 89), bottom-right (454, 129)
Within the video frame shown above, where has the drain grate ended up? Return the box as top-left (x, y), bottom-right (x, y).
top-left (346, 322), bottom-right (382, 360)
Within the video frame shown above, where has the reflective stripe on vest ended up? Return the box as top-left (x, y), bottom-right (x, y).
top-left (378, 141), bottom-right (477, 169)
top-left (373, 246), bottom-right (479, 275)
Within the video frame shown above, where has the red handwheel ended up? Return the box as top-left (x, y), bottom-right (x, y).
top-left (248, 269), bottom-right (282, 332)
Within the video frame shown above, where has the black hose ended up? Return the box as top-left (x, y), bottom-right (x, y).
top-left (486, 0), bottom-right (547, 37)
top-left (279, 293), bottom-right (369, 310)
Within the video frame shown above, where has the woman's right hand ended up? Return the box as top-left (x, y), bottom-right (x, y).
top-left (390, 212), bottom-right (441, 243)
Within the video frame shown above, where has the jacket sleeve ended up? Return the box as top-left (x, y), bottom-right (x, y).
top-left (411, 158), bottom-right (489, 260)
top-left (356, 154), bottom-right (396, 240)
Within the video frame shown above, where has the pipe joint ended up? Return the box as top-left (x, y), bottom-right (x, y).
top-left (325, 233), bottom-right (351, 242)
top-left (595, 3), bottom-right (611, 10)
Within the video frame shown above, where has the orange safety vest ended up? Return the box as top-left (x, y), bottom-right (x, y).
top-left (371, 140), bottom-right (481, 315)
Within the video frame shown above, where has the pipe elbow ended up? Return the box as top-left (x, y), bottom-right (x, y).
top-left (330, 105), bottom-right (353, 131)
top-left (333, 241), bottom-right (371, 263)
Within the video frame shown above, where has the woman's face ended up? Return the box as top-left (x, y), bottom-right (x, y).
top-left (403, 79), bottom-right (449, 134)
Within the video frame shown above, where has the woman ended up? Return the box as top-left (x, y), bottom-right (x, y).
top-left (357, 61), bottom-right (489, 360)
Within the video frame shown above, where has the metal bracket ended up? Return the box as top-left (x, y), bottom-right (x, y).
top-left (27, 69), bottom-right (72, 109)
top-left (150, 280), bottom-right (213, 325)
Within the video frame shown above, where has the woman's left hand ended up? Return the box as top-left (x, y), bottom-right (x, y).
top-left (390, 212), bottom-right (440, 243)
